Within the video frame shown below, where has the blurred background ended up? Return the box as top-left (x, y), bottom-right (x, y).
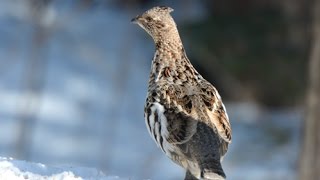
top-left (0, 0), bottom-right (319, 179)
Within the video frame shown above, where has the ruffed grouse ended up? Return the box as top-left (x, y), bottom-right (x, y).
top-left (132, 6), bottom-right (232, 180)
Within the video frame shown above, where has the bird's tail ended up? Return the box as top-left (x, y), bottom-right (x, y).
top-left (185, 169), bottom-right (225, 180)
top-left (184, 166), bottom-right (226, 180)
top-left (200, 161), bottom-right (226, 180)
top-left (201, 170), bottom-right (225, 180)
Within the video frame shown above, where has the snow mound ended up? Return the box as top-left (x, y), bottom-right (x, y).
top-left (0, 157), bottom-right (123, 180)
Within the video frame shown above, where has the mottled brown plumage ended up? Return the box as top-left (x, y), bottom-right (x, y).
top-left (132, 6), bottom-right (232, 180)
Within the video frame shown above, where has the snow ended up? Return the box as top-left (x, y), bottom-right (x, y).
top-left (0, 157), bottom-right (122, 180)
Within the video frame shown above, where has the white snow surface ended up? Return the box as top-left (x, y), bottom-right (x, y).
top-left (0, 157), bottom-right (122, 180)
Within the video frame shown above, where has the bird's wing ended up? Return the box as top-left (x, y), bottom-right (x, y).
top-left (198, 80), bottom-right (232, 156)
top-left (154, 83), bottom-right (198, 145)
top-left (164, 109), bottom-right (198, 144)
top-left (199, 80), bottom-right (232, 143)
top-left (159, 81), bottom-right (232, 155)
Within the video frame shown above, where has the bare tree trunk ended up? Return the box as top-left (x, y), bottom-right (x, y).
top-left (299, 0), bottom-right (320, 179)
top-left (15, 0), bottom-right (51, 159)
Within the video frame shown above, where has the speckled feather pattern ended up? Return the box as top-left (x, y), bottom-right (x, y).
top-left (133, 6), bottom-right (232, 180)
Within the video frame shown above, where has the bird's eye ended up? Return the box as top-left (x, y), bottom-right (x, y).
top-left (146, 16), bottom-right (152, 22)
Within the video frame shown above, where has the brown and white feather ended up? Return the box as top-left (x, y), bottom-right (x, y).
top-left (133, 6), bottom-right (232, 180)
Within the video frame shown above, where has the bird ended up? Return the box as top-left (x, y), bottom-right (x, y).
top-left (132, 6), bottom-right (232, 180)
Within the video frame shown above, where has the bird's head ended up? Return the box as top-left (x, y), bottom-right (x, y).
top-left (131, 6), bottom-right (177, 42)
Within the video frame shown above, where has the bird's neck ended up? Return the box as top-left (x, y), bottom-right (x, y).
top-left (152, 34), bottom-right (185, 72)
top-left (154, 28), bottom-right (183, 55)
top-left (150, 31), bottom-right (198, 83)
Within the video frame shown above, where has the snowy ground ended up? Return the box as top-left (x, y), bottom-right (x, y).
top-left (0, 1), bottom-right (302, 180)
top-left (0, 157), bottom-right (123, 180)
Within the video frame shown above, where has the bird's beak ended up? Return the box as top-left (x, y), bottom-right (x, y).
top-left (131, 15), bottom-right (141, 24)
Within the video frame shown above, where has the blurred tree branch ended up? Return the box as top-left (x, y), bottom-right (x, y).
top-left (299, 0), bottom-right (320, 179)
